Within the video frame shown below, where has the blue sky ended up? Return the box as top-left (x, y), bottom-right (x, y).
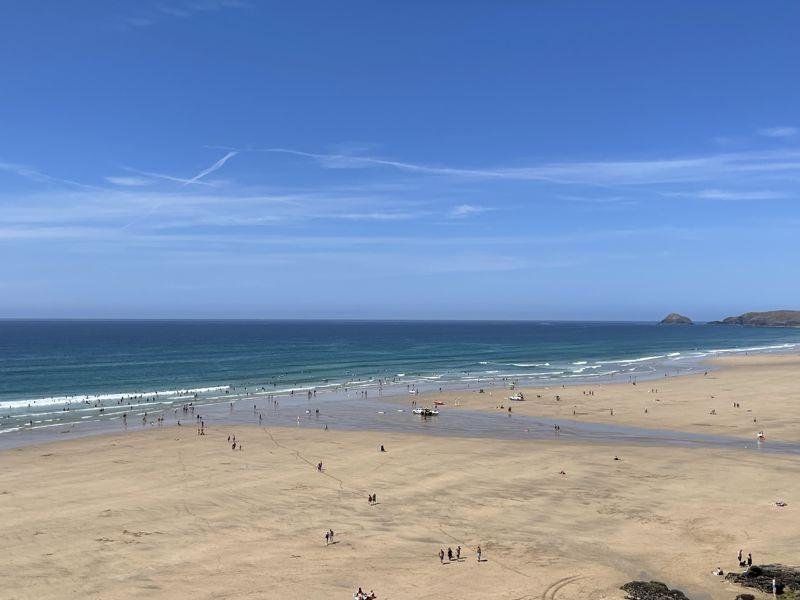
top-left (1, 1), bottom-right (799, 320)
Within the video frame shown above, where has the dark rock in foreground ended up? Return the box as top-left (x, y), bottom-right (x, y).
top-left (621, 581), bottom-right (691, 600)
top-left (725, 564), bottom-right (800, 595)
top-left (709, 310), bottom-right (800, 327)
top-left (660, 313), bottom-right (693, 325)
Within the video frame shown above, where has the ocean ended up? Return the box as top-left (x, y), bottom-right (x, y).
top-left (2, 320), bottom-right (800, 444)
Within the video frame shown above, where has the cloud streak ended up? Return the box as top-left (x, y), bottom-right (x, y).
top-left (123, 0), bottom-right (249, 28)
top-left (260, 147), bottom-right (800, 187)
top-left (0, 160), bottom-right (102, 190)
top-left (106, 176), bottom-right (154, 187)
top-left (695, 188), bottom-right (788, 200)
top-left (450, 204), bottom-right (491, 218)
top-left (758, 126), bottom-right (798, 138)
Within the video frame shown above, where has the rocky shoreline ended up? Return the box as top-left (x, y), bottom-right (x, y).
top-left (725, 564), bottom-right (800, 596)
top-left (621, 581), bottom-right (691, 600)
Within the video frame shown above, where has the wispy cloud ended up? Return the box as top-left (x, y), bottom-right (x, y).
top-left (758, 126), bottom-right (798, 138)
top-left (561, 195), bottom-right (637, 206)
top-left (450, 204), bottom-right (491, 218)
top-left (106, 175), bottom-right (154, 187)
top-left (336, 211), bottom-right (427, 221)
top-left (262, 147), bottom-right (800, 187)
top-left (259, 147), bottom-right (566, 183)
top-left (695, 188), bottom-right (788, 200)
top-left (123, 0), bottom-right (248, 28)
top-left (1, 160), bottom-right (100, 190)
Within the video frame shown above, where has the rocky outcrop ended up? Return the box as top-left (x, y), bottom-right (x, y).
top-left (621, 581), bottom-right (691, 600)
top-left (725, 564), bottom-right (800, 595)
top-left (709, 310), bottom-right (800, 327)
top-left (660, 313), bottom-right (693, 325)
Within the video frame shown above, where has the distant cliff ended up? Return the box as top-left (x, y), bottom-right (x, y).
top-left (709, 310), bottom-right (800, 328)
top-left (660, 313), bottom-right (693, 325)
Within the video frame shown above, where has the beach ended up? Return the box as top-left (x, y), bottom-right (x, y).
top-left (2, 353), bottom-right (799, 599)
top-left (423, 353), bottom-right (800, 441)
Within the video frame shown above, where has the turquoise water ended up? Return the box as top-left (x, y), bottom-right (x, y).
top-left (2, 320), bottom-right (800, 442)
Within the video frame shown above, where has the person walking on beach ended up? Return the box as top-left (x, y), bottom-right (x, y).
top-left (738, 549), bottom-right (743, 565)
top-left (447, 547), bottom-right (453, 561)
top-left (747, 553), bottom-right (752, 567)
top-left (456, 545), bottom-right (461, 560)
top-left (325, 531), bottom-right (330, 546)
top-left (439, 548), bottom-right (445, 564)
top-left (476, 546), bottom-right (482, 562)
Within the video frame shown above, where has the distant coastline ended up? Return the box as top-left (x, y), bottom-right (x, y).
top-left (708, 310), bottom-right (800, 328)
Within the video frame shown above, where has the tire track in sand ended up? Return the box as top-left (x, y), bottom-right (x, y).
top-left (541, 575), bottom-right (583, 600)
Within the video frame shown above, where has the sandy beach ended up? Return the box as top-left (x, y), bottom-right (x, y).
top-left (419, 354), bottom-right (800, 442)
top-left (2, 354), bottom-right (799, 600)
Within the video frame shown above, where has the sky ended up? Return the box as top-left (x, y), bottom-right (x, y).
top-left (1, 1), bottom-right (799, 320)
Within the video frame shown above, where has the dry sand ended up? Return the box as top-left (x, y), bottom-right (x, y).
top-left (1, 354), bottom-right (799, 600)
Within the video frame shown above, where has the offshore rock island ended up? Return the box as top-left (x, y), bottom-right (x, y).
top-left (659, 313), bottom-right (693, 324)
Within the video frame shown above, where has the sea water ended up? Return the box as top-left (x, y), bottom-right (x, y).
top-left (2, 320), bottom-right (800, 445)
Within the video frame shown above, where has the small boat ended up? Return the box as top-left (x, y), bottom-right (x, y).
top-left (412, 407), bottom-right (439, 416)
top-left (757, 431), bottom-right (766, 441)
top-left (508, 392), bottom-right (525, 401)
top-left (433, 400), bottom-right (445, 406)
top-left (409, 389), bottom-right (418, 395)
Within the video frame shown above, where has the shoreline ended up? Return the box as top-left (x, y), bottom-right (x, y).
top-left (390, 352), bottom-right (800, 442)
top-left (2, 351), bottom-right (800, 451)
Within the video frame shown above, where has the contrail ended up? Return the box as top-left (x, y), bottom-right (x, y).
top-left (183, 151), bottom-right (237, 186)
top-left (122, 166), bottom-right (215, 187)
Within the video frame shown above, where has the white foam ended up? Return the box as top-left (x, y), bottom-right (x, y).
top-left (705, 342), bottom-right (798, 355)
top-left (1, 386), bottom-right (230, 410)
top-left (598, 355), bottom-right (665, 365)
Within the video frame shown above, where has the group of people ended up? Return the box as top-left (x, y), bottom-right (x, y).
top-left (714, 549), bottom-right (778, 595)
top-left (737, 549), bottom-right (753, 567)
top-left (438, 545), bottom-right (481, 564)
top-left (324, 529), bottom-right (335, 545)
top-left (352, 587), bottom-right (376, 599)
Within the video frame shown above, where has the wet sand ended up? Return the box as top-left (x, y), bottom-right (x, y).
top-left (1, 353), bottom-right (799, 599)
